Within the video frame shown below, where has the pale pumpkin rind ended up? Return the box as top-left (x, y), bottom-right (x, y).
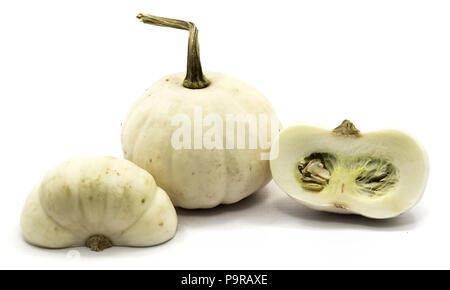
top-left (21, 157), bottom-right (177, 249)
top-left (122, 71), bottom-right (280, 209)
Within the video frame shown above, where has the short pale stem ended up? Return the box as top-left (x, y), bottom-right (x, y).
top-left (332, 120), bottom-right (361, 137)
top-left (85, 234), bottom-right (112, 252)
top-left (137, 13), bottom-right (210, 89)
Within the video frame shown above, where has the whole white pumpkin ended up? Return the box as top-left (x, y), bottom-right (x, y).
top-left (122, 14), bottom-right (280, 209)
top-left (122, 71), bottom-right (280, 209)
top-left (21, 156), bottom-right (177, 251)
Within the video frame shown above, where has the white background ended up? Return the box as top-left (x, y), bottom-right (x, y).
top-left (0, 0), bottom-right (449, 269)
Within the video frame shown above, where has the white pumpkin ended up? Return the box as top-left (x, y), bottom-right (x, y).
top-left (122, 71), bottom-right (279, 209)
top-left (21, 157), bottom-right (177, 251)
top-left (270, 120), bottom-right (429, 219)
top-left (121, 14), bottom-right (280, 209)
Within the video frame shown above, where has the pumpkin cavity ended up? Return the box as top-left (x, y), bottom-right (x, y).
top-left (295, 152), bottom-right (399, 198)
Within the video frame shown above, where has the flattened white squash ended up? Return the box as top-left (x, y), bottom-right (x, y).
top-left (21, 157), bottom-right (177, 251)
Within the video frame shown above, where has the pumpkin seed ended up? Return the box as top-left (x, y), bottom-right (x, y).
top-left (295, 152), bottom-right (399, 197)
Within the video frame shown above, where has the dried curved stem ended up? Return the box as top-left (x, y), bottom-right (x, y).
top-left (137, 13), bottom-right (210, 89)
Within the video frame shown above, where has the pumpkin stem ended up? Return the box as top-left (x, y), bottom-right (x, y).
top-left (85, 234), bottom-right (113, 252)
top-left (332, 120), bottom-right (361, 137)
top-left (137, 13), bottom-right (210, 89)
